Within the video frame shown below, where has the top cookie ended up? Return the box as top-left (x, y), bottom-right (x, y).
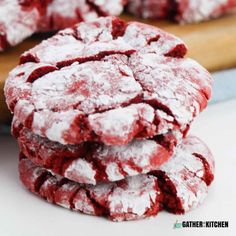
top-left (5, 16), bottom-right (212, 145)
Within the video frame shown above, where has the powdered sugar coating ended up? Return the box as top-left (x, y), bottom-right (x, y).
top-left (88, 103), bottom-right (156, 145)
top-left (37, 0), bottom-right (126, 32)
top-left (127, 0), bottom-right (169, 19)
top-left (159, 147), bottom-right (208, 212)
top-left (19, 157), bottom-right (161, 221)
top-left (0, 0), bottom-right (42, 51)
top-left (88, 0), bottom-right (126, 16)
top-left (127, 0), bottom-right (236, 23)
top-left (0, 0), bottom-right (126, 51)
top-left (153, 135), bottom-right (215, 213)
top-left (176, 0), bottom-right (236, 23)
top-left (17, 125), bottom-right (171, 184)
top-left (31, 57), bottom-right (142, 113)
top-left (65, 159), bottom-right (97, 185)
top-left (101, 175), bottom-right (159, 221)
top-left (5, 17), bottom-right (212, 145)
top-left (18, 135), bottom-right (215, 221)
top-left (4, 62), bottom-right (57, 109)
top-left (179, 136), bottom-right (215, 175)
top-left (129, 53), bottom-right (212, 130)
top-left (37, 0), bottom-right (98, 32)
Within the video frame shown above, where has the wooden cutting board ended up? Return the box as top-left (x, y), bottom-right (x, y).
top-left (1, 13), bottom-right (236, 124)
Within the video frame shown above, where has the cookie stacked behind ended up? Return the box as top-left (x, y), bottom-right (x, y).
top-left (127, 0), bottom-right (236, 23)
top-left (0, 0), bottom-right (125, 51)
top-left (5, 17), bottom-right (214, 221)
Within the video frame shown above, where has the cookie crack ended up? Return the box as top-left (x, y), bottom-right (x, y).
top-left (68, 185), bottom-right (81, 210)
top-left (127, 62), bottom-right (180, 128)
top-left (56, 50), bottom-right (135, 68)
top-left (84, 188), bottom-right (111, 216)
top-left (193, 153), bottom-right (214, 186)
top-left (86, 0), bottom-right (108, 17)
top-left (150, 170), bottom-right (184, 214)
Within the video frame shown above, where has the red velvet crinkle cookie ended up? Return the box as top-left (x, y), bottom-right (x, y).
top-left (0, 0), bottom-right (47, 51)
top-left (0, 1), bottom-right (125, 51)
top-left (19, 135), bottom-right (214, 221)
top-left (127, 0), bottom-right (236, 23)
top-left (5, 17), bottom-right (212, 146)
top-left (16, 125), bottom-right (171, 185)
top-left (37, 0), bottom-right (126, 32)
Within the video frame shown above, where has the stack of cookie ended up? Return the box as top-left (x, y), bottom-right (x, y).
top-left (4, 16), bottom-right (215, 221)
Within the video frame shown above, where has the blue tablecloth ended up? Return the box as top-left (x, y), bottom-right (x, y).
top-left (210, 68), bottom-right (236, 104)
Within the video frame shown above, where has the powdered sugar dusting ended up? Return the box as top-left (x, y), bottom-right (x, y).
top-left (0, 0), bottom-right (126, 50)
top-left (19, 135), bottom-right (215, 221)
top-left (159, 135), bottom-right (214, 212)
top-left (17, 125), bottom-right (171, 184)
top-left (32, 109), bottom-right (82, 144)
top-left (0, 0), bottom-right (40, 50)
top-left (127, 0), bottom-right (169, 19)
top-left (177, 0), bottom-right (231, 23)
top-left (5, 16), bottom-right (212, 145)
top-left (88, 103), bottom-right (155, 145)
top-left (31, 57), bottom-right (142, 113)
top-left (108, 175), bottom-right (158, 220)
top-left (127, 0), bottom-right (236, 23)
top-left (89, 0), bottom-right (125, 16)
top-left (64, 159), bottom-right (96, 185)
top-left (129, 52), bottom-right (212, 129)
top-left (105, 163), bottom-right (124, 181)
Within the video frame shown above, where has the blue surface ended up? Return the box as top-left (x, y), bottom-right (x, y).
top-left (210, 68), bottom-right (236, 104)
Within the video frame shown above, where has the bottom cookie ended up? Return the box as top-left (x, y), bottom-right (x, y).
top-left (19, 136), bottom-right (214, 221)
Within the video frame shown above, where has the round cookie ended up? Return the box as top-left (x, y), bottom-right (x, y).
top-left (19, 135), bottom-right (214, 221)
top-left (5, 17), bottom-right (212, 146)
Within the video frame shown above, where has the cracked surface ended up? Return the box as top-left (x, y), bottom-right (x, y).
top-left (0, 0), bottom-right (125, 51)
top-left (151, 135), bottom-right (215, 213)
top-left (5, 17), bottom-right (212, 146)
top-left (127, 0), bottom-right (236, 23)
top-left (16, 124), bottom-right (171, 185)
top-left (18, 135), bottom-right (214, 221)
top-left (19, 157), bottom-right (161, 221)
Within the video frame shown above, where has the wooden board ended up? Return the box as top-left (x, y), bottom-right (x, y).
top-left (1, 13), bottom-right (236, 124)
